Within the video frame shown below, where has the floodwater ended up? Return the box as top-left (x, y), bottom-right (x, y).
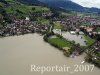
top-left (53, 29), bottom-right (86, 46)
top-left (62, 32), bottom-right (86, 46)
top-left (0, 33), bottom-right (99, 75)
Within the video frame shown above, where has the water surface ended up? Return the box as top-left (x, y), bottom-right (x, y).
top-left (0, 33), bottom-right (99, 75)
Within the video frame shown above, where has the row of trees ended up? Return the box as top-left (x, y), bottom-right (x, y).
top-left (43, 31), bottom-right (84, 57)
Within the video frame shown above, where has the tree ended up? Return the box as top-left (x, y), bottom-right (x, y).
top-left (32, 7), bottom-right (35, 11)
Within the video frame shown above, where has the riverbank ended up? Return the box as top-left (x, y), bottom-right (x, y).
top-left (85, 40), bottom-right (100, 68)
top-left (85, 55), bottom-right (100, 68)
top-left (0, 29), bottom-right (100, 68)
top-left (43, 32), bottom-right (84, 57)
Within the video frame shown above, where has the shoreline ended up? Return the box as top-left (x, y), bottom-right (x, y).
top-left (0, 32), bottom-right (100, 68)
top-left (43, 32), bottom-right (84, 57)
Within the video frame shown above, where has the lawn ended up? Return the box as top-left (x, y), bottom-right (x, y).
top-left (29, 6), bottom-right (49, 12)
top-left (48, 37), bottom-right (73, 48)
top-left (54, 22), bottom-right (63, 29)
top-left (84, 35), bottom-right (95, 46)
top-left (37, 17), bottom-right (50, 25)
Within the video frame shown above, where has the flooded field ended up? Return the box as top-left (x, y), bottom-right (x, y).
top-left (62, 32), bottom-right (86, 46)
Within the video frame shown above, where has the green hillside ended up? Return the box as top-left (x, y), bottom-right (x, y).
top-left (0, 0), bottom-right (49, 17)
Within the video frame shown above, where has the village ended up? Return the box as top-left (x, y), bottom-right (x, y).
top-left (0, 10), bottom-right (54, 36)
top-left (0, 11), bottom-right (100, 36)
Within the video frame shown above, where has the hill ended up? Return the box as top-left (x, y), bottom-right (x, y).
top-left (0, 0), bottom-right (50, 27)
top-left (39, 0), bottom-right (100, 13)
top-left (0, 0), bottom-right (49, 17)
top-left (15, 0), bottom-right (43, 5)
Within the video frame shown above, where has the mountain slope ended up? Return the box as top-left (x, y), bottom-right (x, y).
top-left (39, 0), bottom-right (100, 13)
top-left (0, 0), bottom-right (50, 23)
top-left (15, 0), bottom-right (43, 5)
top-left (0, 0), bottom-right (49, 14)
top-left (39, 0), bottom-right (84, 11)
top-left (0, 0), bottom-right (43, 5)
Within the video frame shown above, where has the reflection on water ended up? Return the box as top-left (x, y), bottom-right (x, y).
top-left (53, 29), bottom-right (86, 46)
top-left (0, 33), bottom-right (99, 75)
top-left (62, 32), bottom-right (86, 46)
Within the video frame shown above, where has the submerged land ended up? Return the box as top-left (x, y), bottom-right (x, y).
top-left (0, 0), bottom-right (100, 69)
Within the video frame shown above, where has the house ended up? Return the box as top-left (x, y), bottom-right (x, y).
top-left (85, 27), bottom-right (94, 32)
top-left (25, 17), bottom-right (30, 21)
top-left (70, 31), bottom-right (76, 34)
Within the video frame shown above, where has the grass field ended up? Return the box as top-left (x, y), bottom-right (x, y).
top-left (54, 22), bottom-right (63, 29)
top-left (84, 35), bottom-right (95, 46)
top-left (0, 0), bottom-right (49, 14)
top-left (37, 17), bottom-right (50, 25)
top-left (48, 37), bottom-right (73, 48)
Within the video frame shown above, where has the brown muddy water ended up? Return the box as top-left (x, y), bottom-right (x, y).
top-left (0, 33), bottom-right (99, 75)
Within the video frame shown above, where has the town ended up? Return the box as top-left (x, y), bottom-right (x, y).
top-left (0, 5), bottom-right (100, 68)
